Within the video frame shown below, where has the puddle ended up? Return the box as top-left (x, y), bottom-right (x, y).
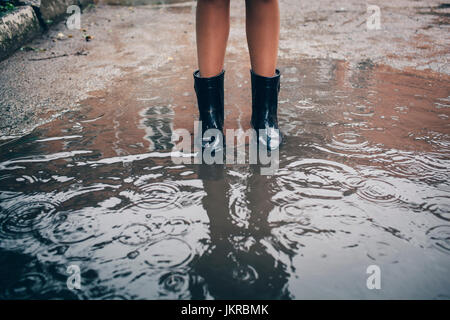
top-left (0, 56), bottom-right (449, 299)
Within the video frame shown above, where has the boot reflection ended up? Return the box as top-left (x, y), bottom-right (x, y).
top-left (193, 163), bottom-right (291, 299)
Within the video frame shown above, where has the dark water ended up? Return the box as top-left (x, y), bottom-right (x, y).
top-left (0, 58), bottom-right (449, 299)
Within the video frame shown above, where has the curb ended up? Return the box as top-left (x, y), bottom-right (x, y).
top-left (0, 0), bottom-right (93, 61)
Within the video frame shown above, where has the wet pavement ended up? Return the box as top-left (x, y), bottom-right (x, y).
top-left (0, 1), bottom-right (449, 299)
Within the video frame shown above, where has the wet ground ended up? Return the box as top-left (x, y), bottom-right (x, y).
top-left (0, 1), bottom-right (449, 299)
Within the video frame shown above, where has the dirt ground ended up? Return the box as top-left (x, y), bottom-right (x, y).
top-left (0, 0), bottom-right (449, 137)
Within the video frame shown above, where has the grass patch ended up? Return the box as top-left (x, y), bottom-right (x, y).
top-left (0, 1), bottom-right (16, 18)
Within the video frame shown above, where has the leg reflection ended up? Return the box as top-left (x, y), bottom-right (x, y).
top-left (193, 163), bottom-right (291, 299)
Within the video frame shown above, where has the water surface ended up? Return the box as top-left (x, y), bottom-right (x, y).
top-left (0, 58), bottom-right (449, 299)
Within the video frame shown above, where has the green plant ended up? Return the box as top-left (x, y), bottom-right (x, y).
top-left (0, 1), bottom-right (16, 17)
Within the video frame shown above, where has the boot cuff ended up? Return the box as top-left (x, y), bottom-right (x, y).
top-left (250, 69), bottom-right (280, 80)
top-left (193, 70), bottom-right (225, 80)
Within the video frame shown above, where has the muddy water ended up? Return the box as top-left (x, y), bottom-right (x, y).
top-left (0, 57), bottom-right (449, 299)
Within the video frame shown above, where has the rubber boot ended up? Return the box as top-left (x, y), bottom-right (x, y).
top-left (193, 70), bottom-right (225, 152)
top-left (250, 69), bottom-right (283, 150)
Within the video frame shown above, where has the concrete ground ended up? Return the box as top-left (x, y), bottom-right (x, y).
top-left (0, 0), bottom-right (449, 137)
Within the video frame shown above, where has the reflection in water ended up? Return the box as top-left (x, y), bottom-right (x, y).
top-left (194, 164), bottom-right (291, 299)
top-left (0, 58), bottom-right (449, 299)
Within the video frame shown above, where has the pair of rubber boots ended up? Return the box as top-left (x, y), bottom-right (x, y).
top-left (193, 69), bottom-right (282, 151)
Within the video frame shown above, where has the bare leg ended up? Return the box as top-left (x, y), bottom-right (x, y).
top-left (196, 0), bottom-right (231, 78)
top-left (245, 0), bottom-right (280, 77)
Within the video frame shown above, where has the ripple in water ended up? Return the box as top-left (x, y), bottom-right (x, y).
top-left (365, 241), bottom-right (400, 263)
top-left (350, 105), bottom-right (375, 117)
top-left (270, 198), bottom-right (367, 230)
top-left (329, 132), bottom-right (369, 152)
top-left (356, 179), bottom-right (400, 205)
top-left (384, 153), bottom-right (449, 181)
top-left (118, 217), bottom-right (191, 249)
top-left (272, 223), bottom-right (333, 253)
top-left (272, 203), bottom-right (311, 226)
top-left (124, 182), bottom-right (181, 211)
top-left (161, 218), bottom-right (191, 236)
top-left (277, 159), bottom-right (358, 201)
top-left (283, 204), bottom-right (311, 220)
top-left (127, 250), bottom-right (140, 259)
top-left (232, 264), bottom-right (258, 284)
top-left (427, 226), bottom-right (450, 254)
top-left (119, 223), bottom-right (154, 246)
top-left (158, 271), bottom-right (190, 298)
top-left (47, 210), bottom-right (99, 244)
top-left (0, 190), bottom-right (22, 201)
top-left (230, 192), bottom-right (251, 228)
top-left (421, 196), bottom-right (450, 222)
top-left (143, 238), bottom-right (194, 269)
top-left (0, 201), bottom-right (57, 238)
